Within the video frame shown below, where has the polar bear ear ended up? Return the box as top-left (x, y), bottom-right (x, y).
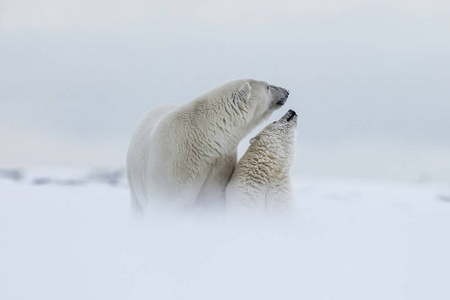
top-left (236, 82), bottom-right (251, 103)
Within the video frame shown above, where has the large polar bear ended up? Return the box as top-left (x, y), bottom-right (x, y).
top-left (226, 109), bottom-right (298, 212)
top-left (127, 79), bottom-right (289, 212)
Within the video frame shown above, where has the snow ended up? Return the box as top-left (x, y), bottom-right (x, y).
top-left (0, 169), bottom-right (449, 300)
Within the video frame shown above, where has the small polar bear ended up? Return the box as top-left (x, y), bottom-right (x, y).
top-left (226, 109), bottom-right (298, 212)
top-left (126, 79), bottom-right (289, 212)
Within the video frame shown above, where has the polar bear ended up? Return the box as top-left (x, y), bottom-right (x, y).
top-left (226, 109), bottom-right (298, 212)
top-left (126, 79), bottom-right (289, 212)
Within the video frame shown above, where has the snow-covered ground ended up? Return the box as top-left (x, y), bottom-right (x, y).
top-left (0, 168), bottom-right (449, 300)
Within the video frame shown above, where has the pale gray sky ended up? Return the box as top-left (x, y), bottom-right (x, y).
top-left (1, 0), bottom-right (449, 183)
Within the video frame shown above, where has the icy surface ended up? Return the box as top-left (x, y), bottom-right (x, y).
top-left (0, 169), bottom-right (449, 300)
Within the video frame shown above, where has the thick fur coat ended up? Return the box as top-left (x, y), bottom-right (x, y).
top-left (127, 79), bottom-right (289, 212)
top-left (226, 109), bottom-right (298, 212)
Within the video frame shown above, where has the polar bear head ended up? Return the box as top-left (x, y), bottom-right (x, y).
top-left (201, 79), bottom-right (289, 135)
top-left (249, 109), bottom-right (298, 166)
top-left (231, 79), bottom-right (289, 129)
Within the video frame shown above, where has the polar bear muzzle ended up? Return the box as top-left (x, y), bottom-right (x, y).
top-left (286, 109), bottom-right (297, 122)
top-left (271, 86), bottom-right (289, 106)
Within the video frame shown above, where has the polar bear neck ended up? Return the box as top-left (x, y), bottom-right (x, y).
top-left (178, 95), bottom-right (255, 157)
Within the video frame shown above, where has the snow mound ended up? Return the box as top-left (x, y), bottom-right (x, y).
top-left (0, 169), bottom-right (449, 300)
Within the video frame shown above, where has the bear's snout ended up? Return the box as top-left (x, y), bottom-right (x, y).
top-left (287, 109), bottom-right (297, 122)
top-left (280, 109), bottom-right (297, 123)
top-left (275, 88), bottom-right (289, 106)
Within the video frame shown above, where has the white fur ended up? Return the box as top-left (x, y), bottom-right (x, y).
top-left (127, 79), bottom-right (289, 212)
top-left (226, 111), bottom-right (297, 213)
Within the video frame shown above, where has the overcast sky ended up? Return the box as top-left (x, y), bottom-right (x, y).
top-left (1, 0), bottom-right (449, 182)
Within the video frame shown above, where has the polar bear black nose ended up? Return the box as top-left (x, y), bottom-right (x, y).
top-left (280, 88), bottom-right (289, 96)
top-left (287, 109), bottom-right (297, 122)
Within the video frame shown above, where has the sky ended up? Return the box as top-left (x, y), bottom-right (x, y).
top-left (1, 0), bottom-right (449, 183)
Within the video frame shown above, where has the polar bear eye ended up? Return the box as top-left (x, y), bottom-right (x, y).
top-left (266, 86), bottom-right (270, 90)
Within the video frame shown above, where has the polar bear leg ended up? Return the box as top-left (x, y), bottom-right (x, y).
top-left (265, 185), bottom-right (294, 212)
top-left (197, 151), bottom-right (237, 209)
top-left (129, 187), bottom-right (144, 215)
top-left (226, 188), bottom-right (266, 213)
